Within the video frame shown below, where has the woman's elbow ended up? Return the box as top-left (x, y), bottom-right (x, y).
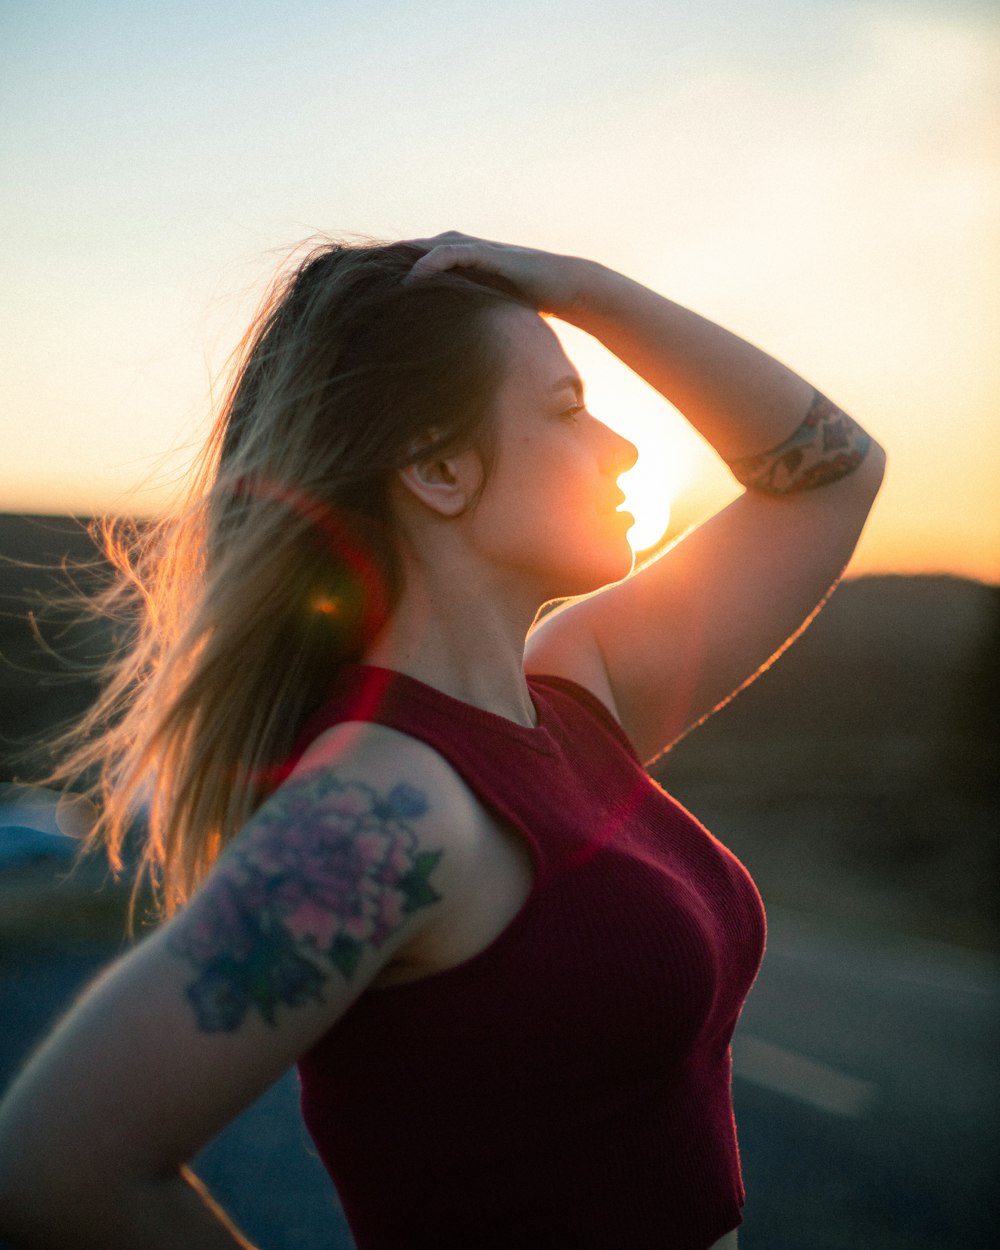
top-left (867, 437), bottom-right (888, 495)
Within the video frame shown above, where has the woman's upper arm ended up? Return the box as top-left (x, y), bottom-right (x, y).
top-left (526, 444), bottom-right (886, 761)
top-left (0, 724), bottom-right (456, 1196)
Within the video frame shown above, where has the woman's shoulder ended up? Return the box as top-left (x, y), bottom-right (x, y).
top-left (289, 718), bottom-right (485, 863)
top-left (525, 614), bottom-right (624, 724)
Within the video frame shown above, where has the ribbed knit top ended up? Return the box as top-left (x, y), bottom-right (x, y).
top-left (295, 664), bottom-right (766, 1250)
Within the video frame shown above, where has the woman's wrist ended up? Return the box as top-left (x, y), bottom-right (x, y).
top-left (555, 258), bottom-right (634, 325)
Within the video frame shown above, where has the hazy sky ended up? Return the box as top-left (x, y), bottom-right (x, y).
top-left (2, 0), bottom-right (997, 580)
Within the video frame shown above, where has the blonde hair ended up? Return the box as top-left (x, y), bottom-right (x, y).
top-left (44, 237), bottom-right (530, 920)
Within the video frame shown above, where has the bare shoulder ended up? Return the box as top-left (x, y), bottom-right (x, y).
top-left (296, 717), bottom-right (483, 836)
top-left (295, 721), bottom-right (535, 986)
top-left (293, 718), bottom-right (487, 884)
top-left (524, 598), bottom-right (625, 724)
top-left (169, 719), bottom-right (479, 1029)
top-left (289, 718), bottom-right (490, 881)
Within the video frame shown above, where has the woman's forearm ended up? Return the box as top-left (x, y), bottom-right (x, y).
top-left (0, 1166), bottom-right (257, 1250)
top-left (405, 234), bottom-right (874, 473)
top-left (404, 233), bottom-right (877, 481)
top-left (565, 260), bottom-right (829, 461)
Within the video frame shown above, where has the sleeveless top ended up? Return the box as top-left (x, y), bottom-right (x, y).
top-left (294, 664), bottom-right (766, 1250)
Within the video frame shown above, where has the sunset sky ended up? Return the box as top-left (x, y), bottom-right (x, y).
top-left (2, 0), bottom-right (997, 581)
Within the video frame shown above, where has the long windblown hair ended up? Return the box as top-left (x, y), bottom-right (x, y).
top-left (45, 237), bottom-right (530, 919)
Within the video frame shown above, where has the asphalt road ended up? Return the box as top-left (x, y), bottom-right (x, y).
top-left (732, 909), bottom-right (1000, 1248)
top-left (1, 908), bottom-right (997, 1249)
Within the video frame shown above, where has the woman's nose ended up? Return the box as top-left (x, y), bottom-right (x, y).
top-left (608, 426), bottom-right (639, 475)
top-left (588, 411), bottom-right (639, 475)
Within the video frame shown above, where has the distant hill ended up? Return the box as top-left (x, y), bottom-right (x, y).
top-left (655, 574), bottom-right (998, 951)
top-left (1, 513), bottom-right (997, 949)
top-left (661, 572), bottom-right (998, 774)
top-left (0, 515), bottom-right (112, 768)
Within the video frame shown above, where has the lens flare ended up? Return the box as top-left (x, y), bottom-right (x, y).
top-left (310, 594), bottom-right (342, 617)
top-left (217, 477), bottom-right (394, 790)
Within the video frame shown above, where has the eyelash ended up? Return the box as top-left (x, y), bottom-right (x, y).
top-left (561, 403), bottom-right (586, 421)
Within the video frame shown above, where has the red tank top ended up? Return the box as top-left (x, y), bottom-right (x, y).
top-left (294, 664), bottom-right (766, 1250)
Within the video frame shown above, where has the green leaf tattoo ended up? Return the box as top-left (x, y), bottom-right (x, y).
top-left (167, 774), bottom-right (442, 1032)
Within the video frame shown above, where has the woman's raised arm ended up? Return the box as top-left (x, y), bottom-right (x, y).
top-left (527, 259), bottom-right (885, 758)
top-left (406, 232), bottom-right (885, 758)
top-left (0, 723), bottom-right (464, 1249)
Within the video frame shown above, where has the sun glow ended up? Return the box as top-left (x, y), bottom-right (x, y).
top-left (619, 447), bottom-right (673, 554)
top-left (549, 322), bottom-right (696, 555)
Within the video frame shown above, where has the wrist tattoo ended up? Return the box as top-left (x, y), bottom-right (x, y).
top-left (726, 391), bottom-right (871, 496)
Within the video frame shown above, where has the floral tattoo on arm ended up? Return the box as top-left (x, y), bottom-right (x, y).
top-left (726, 391), bottom-right (871, 496)
top-left (167, 776), bottom-right (442, 1032)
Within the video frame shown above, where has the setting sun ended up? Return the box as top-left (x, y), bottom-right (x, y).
top-left (619, 452), bottom-right (673, 554)
top-left (549, 321), bottom-right (698, 556)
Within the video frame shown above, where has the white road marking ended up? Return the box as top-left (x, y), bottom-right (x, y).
top-left (732, 1034), bottom-right (877, 1118)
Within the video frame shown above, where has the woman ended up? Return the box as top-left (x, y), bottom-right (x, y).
top-left (0, 232), bottom-right (884, 1249)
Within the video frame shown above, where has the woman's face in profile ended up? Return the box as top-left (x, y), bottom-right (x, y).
top-left (466, 306), bottom-right (637, 603)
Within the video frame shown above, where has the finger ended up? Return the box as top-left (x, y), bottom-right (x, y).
top-left (399, 231), bottom-right (476, 252)
top-left (402, 243), bottom-right (494, 283)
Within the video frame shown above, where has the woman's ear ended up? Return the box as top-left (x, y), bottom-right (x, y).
top-left (396, 435), bottom-right (482, 518)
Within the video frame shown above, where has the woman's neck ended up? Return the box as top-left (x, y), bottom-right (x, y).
top-left (362, 562), bottom-right (542, 728)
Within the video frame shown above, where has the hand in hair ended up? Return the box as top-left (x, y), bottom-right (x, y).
top-left (402, 230), bottom-right (591, 318)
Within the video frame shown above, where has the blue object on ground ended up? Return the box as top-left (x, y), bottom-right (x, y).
top-left (0, 824), bottom-right (77, 868)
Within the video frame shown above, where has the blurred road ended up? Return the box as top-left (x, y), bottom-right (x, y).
top-left (733, 908), bottom-right (1000, 1248)
top-left (1, 908), bottom-right (996, 1249)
